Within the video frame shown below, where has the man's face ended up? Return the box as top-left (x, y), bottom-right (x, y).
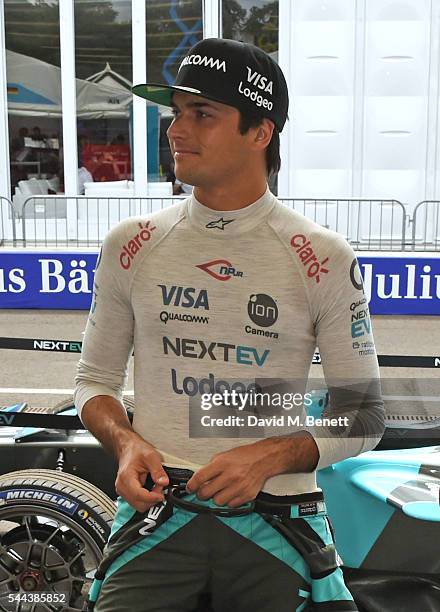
top-left (167, 92), bottom-right (255, 188)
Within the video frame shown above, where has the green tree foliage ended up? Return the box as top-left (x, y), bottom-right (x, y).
top-left (5, 0), bottom-right (277, 84)
top-left (223, 0), bottom-right (278, 53)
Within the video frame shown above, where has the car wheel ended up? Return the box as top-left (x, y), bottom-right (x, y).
top-left (0, 469), bottom-right (115, 611)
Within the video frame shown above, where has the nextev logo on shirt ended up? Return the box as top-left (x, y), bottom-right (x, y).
top-left (163, 336), bottom-right (270, 367)
top-left (196, 260), bottom-right (244, 281)
top-left (290, 234), bottom-right (329, 284)
top-left (119, 221), bottom-right (156, 270)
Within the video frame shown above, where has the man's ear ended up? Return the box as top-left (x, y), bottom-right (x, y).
top-left (253, 118), bottom-right (274, 149)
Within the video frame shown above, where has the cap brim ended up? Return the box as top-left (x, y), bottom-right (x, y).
top-left (131, 83), bottom-right (203, 107)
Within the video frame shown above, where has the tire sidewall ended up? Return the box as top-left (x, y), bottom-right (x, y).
top-left (0, 482), bottom-right (111, 549)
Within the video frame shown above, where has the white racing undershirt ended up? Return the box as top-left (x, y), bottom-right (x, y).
top-left (74, 187), bottom-right (384, 495)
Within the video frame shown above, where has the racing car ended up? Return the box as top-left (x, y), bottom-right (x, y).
top-left (0, 391), bottom-right (439, 612)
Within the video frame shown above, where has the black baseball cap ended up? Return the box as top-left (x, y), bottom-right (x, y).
top-left (132, 38), bottom-right (289, 132)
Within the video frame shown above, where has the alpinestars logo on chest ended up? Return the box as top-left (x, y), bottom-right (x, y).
top-left (205, 218), bottom-right (234, 230)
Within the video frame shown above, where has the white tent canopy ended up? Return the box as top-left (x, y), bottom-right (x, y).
top-left (7, 50), bottom-right (133, 118)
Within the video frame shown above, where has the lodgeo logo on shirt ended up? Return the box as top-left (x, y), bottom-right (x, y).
top-left (238, 67), bottom-right (274, 111)
top-left (196, 260), bottom-right (244, 281)
top-left (119, 221), bottom-right (156, 270)
top-left (179, 55), bottom-right (227, 73)
top-left (163, 336), bottom-right (270, 367)
top-left (171, 368), bottom-right (262, 396)
top-left (290, 234), bottom-right (329, 284)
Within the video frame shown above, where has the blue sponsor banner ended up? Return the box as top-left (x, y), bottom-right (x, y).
top-left (0, 252), bottom-right (97, 310)
top-left (359, 256), bottom-right (440, 315)
top-left (0, 251), bottom-right (439, 315)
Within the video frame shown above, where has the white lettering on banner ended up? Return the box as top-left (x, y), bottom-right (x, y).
top-left (376, 274), bottom-right (402, 299)
top-left (360, 264), bottom-right (372, 303)
top-left (39, 259), bottom-right (92, 294)
top-left (405, 265), bottom-right (417, 299)
top-left (0, 268), bottom-right (26, 293)
top-left (39, 259), bottom-right (65, 293)
top-left (68, 260), bottom-right (91, 294)
top-left (421, 265), bottom-right (434, 300)
top-left (366, 264), bottom-right (440, 302)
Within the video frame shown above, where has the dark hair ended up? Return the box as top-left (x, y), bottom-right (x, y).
top-left (238, 111), bottom-right (281, 177)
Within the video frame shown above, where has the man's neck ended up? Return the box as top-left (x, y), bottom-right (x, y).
top-left (193, 179), bottom-right (268, 212)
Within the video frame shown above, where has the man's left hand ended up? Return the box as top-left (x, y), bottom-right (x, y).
top-left (185, 434), bottom-right (320, 507)
top-left (185, 442), bottom-right (271, 508)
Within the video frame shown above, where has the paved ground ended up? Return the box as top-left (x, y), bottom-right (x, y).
top-left (0, 310), bottom-right (438, 413)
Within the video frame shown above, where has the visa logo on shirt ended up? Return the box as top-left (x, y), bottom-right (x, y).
top-left (158, 285), bottom-right (209, 310)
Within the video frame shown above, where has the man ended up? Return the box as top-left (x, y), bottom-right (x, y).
top-left (75, 38), bottom-right (384, 612)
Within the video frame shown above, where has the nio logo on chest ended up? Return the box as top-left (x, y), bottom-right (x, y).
top-left (196, 260), bottom-right (244, 281)
top-left (163, 336), bottom-right (269, 367)
top-left (158, 285), bottom-right (209, 309)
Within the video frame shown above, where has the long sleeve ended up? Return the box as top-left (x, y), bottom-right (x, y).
top-left (74, 222), bottom-right (135, 421)
top-left (309, 236), bottom-right (385, 469)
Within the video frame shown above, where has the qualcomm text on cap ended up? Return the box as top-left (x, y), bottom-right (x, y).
top-left (179, 55), bottom-right (227, 73)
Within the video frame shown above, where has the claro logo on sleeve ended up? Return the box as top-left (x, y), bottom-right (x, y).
top-left (290, 234), bottom-right (330, 284)
top-left (120, 221), bottom-right (157, 270)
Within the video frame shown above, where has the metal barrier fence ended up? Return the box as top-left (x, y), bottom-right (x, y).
top-left (0, 196), bottom-right (16, 246)
top-left (0, 194), bottom-right (439, 251)
top-left (279, 198), bottom-right (407, 251)
top-left (412, 201), bottom-right (440, 251)
top-left (17, 195), bottom-right (185, 247)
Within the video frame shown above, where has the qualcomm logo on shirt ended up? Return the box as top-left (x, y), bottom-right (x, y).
top-left (163, 336), bottom-right (270, 367)
top-left (158, 285), bottom-right (210, 325)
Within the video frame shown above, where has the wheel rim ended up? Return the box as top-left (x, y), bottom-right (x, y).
top-left (0, 505), bottom-right (103, 611)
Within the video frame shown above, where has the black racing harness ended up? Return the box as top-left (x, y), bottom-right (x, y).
top-left (84, 467), bottom-right (350, 611)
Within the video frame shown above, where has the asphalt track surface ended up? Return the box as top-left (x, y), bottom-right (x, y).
top-left (0, 311), bottom-right (438, 414)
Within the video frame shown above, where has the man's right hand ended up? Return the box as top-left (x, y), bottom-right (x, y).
top-left (115, 437), bottom-right (169, 512)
